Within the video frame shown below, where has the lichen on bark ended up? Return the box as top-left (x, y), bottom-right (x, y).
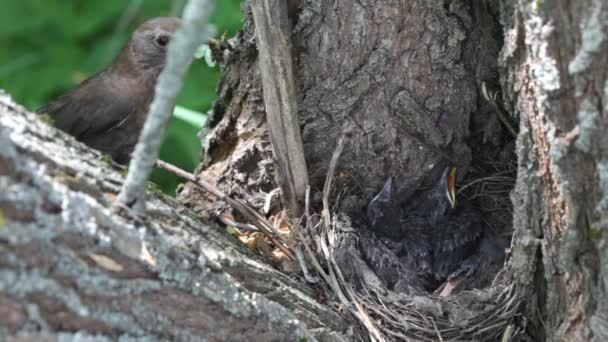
top-left (0, 92), bottom-right (347, 341)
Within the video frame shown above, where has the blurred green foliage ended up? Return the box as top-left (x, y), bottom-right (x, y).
top-left (0, 0), bottom-right (243, 195)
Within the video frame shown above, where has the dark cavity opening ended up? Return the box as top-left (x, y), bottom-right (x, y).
top-left (337, 1), bottom-right (515, 296)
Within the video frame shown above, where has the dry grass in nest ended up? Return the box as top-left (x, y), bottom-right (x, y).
top-left (357, 282), bottom-right (520, 341)
top-left (460, 151), bottom-right (517, 239)
top-left (292, 136), bottom-right (522, 342)
top-left (158, 139), bottom-right (522, 341)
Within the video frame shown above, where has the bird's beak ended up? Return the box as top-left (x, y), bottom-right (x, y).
top-left (446, 167), bottom-right (456, 208)
top-left (378, 176), bottom-right (393, 202)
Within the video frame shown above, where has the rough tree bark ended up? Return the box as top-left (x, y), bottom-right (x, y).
top-left (179, 4), bottom-right (513, 300)
top-left (182, 0), bottom-right (511, 293)
top-left (181, 0), bottom-right (503, 213)
top-left (178, 0), bottom-right (607, 341)
top-left (501, 0), bottom-right (608, 341)
top-left (0, 93), bottom-right (347, 340)
top-left (2, 0), bottom-right (606, 340)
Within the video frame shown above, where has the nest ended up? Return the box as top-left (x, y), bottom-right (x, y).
top-left (292, 136), bottom-right (522, 342)
top-left (179, 131), bottom-right (522, 341)
top-left (360, 284), bottom-right (519, 341)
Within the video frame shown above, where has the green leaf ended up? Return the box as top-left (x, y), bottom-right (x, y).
top-left (0, 0), bottom-right (244, 195)
top-left (173, 105), bottom-right (207, 128)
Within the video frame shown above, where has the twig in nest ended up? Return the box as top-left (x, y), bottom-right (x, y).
top-left (293, 187), bottom-right (322, 284)
top-left (360, 281), bottom-right (520, 341)
top-left (500, 324), bottom-right (513, 342)
top-left (457, 175), bottom-right (515, 195)
top-left (217, 211), bottom-right (259, 231)
top-left (295, 187), bottom-right (331, 284)
top-left (431, 319), bottom-right (444, 342)
top-left (298, 135), bottom-right (385, 342)
top-left (321, 136), bottom-right (345, 228)
top-left (154, 160), bottom-right (294, 260)
top-left (481, 81), bottom-right (517, 138)
top-left (295, 245), bottom-right (318, 283)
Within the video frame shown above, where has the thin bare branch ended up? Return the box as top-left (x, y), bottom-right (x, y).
top-left (115, 0), bottom-right (214, 214)
top-left (153, 160), bottom-right (294, 260)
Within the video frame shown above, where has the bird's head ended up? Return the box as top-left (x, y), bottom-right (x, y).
top-left (127, 17), bottom-right (182, 76)
top-left (425, 166), bottom-right (457, 225)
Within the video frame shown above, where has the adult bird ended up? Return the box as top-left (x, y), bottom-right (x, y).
top-left (365, 166), bottom-right (483, 295)
top-left (38, 17), bottom-right (182, 164)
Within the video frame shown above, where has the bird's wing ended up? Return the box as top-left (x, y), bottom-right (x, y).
top-left (38, 73), bottom-right (137, 140)
top-left (434, 213), bottom-right (482, 255)
top-left (431, 207), bottom-right (483, 279)
top-left (359, 231), bottom-right (426, 295)
top-left (399, 216), bottom-right (432, 258)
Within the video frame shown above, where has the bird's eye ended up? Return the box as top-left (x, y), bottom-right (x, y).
top-left (156, 35), bottom-right (170, 47)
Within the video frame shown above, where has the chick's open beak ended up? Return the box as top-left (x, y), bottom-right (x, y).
top-left (446, 167), bottom-right (456, 208)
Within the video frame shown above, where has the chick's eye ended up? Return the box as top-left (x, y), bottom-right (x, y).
top-left (156, 35), bottom-right (170, 47)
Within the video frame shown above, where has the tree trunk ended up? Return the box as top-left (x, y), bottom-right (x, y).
top-left (179, 0), bottom-right (607, 341)
top-left (501, 0), bottom-right (608, 341)
top-left (181, 1), bottom-right (513, 292)
top-left (181, 0), bottom-right (506, 213)
top-left (0, 93), bottom-right (347, 341)
top-left (2, 0), bottom-right (606, 340)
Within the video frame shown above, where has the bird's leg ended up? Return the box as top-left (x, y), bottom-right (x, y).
top-left (438, 256), bottom-right (480, 297)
